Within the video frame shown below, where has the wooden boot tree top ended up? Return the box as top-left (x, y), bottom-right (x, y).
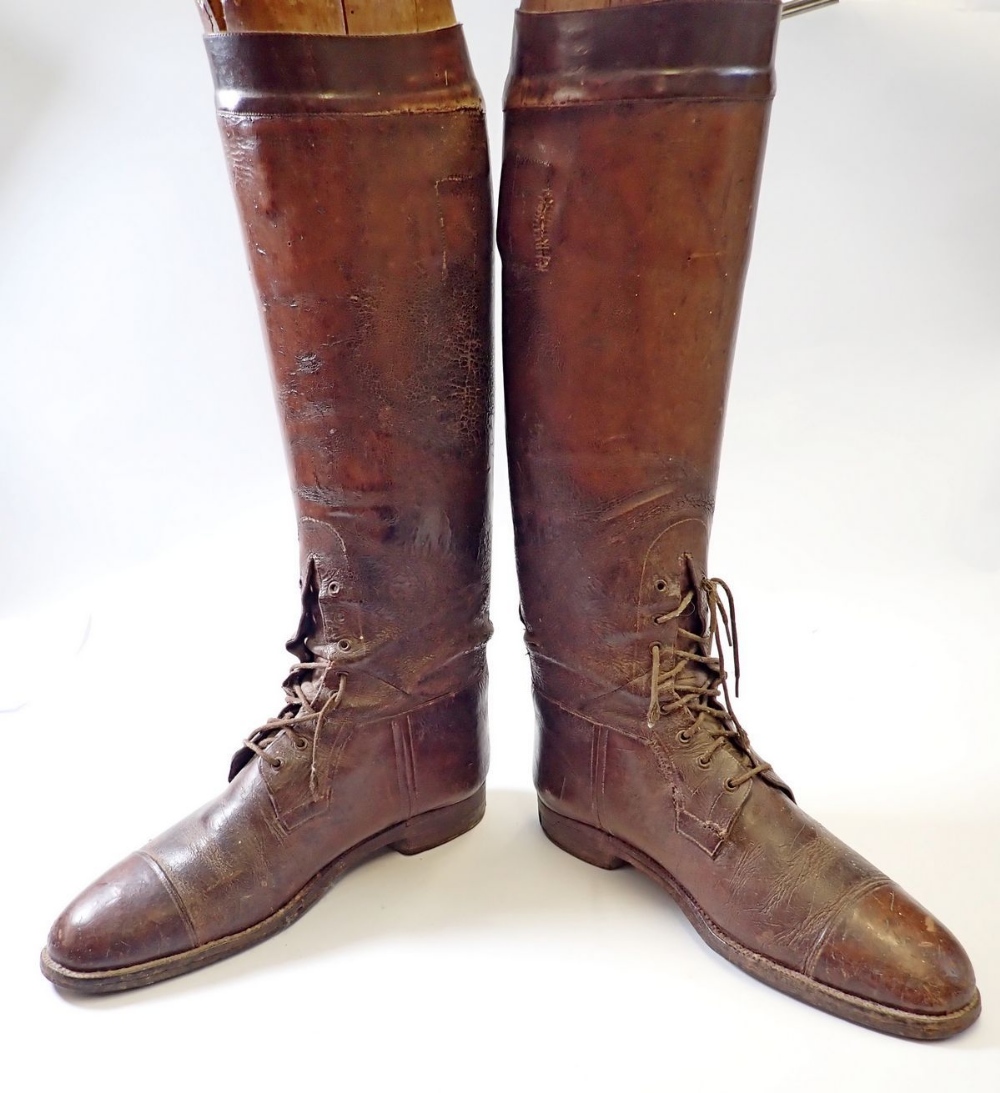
top-left (197, 0), bottom-right (458, 34)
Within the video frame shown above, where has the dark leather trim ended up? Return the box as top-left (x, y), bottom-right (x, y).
top-left (505, 0), bottom-right (780, 108)
top-left (205, 26), bottom-right (482, 115)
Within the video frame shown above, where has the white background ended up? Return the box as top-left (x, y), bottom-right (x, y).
top-left (1, 1), bottom-right (998, 1089)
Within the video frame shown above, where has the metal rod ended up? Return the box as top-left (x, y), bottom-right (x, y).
top-left (782, 0), bottom-right (839, 18)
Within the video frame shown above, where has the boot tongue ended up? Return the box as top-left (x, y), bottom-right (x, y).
top-left (283, 558), bottom-right (338, 706)
top-left (284, 554), bottom-right (317, 651)
top-left (228, 556), bottom-right (348, 783)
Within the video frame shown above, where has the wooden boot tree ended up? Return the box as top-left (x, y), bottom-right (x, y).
top-left (196, 0), bottom-right (457, 34)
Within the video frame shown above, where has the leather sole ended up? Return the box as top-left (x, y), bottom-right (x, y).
top-left (40, 787), bottom-right (486, 995)
top-left (538, 800), bottom-right (981, 1040)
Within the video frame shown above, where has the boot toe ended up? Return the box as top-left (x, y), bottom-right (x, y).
top-left (45, 852), bottom-right (197, 975)
top-left (809, 882), bottom-right (978, 1018)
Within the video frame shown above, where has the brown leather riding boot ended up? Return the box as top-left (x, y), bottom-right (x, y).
top-left (499, 0), bottom-right (979, 1038)
top-left (42, 6), bottom-right (492, 993)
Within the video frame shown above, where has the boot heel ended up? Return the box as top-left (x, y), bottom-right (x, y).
top-left (392, 786), bottom-right (486, 856)
top-left (538, 800), bottom-right (627, 870)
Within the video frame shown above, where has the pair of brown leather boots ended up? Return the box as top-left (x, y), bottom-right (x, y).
top-left (41, 0), bottom-right (980, 1039)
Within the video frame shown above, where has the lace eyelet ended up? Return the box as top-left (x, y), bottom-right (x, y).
top-left (337, 639), bottom-right (352, 652)
top-left (270, 758), bottom-right (283, 771)
top-left (723, 777), bottom-right (739, 793)
top-left (294, 737), bottom-right (308, 750)
top-left (697, 754), bottom-right (712, 769)
top-left (654, 579), bottom-right (668, 593)
top-left (676, 729), bottom-right (693, 745)
top-left (327, 581), bottom-right (341, 596)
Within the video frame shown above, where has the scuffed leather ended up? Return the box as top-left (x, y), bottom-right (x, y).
top-left (500, 0), bottom-right (977, 1022)
top-left (48, 681), bottom-right (487, 971)
top-left (46, 27), bottom-right (493, 978)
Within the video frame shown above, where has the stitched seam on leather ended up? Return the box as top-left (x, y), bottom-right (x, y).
top-left (535, 687), bottom-right (645, 742)
top-left (136, 851), bottom-right (200, 949)
top-left (676, 806), bottom-right (726, 838)
top-left (802, 877), bottom-right (892, 978)
top-left (587, 731), bottom-right (598, 824)
top-left (537, 687), bottom-right (737, 850)
top-left (392, 721), bottom-right (411, 818)
top-left (528, 653), bottom-right (642, 718)
top-left (352, 683), bottom-right (472, 727)
top-left (405, 716), bottom-right (419, 811)
top-left (218, 106), bottom-right (483, 122)
top-left (646, 730), bottom-right (731, 854)
top-left (594, 727), bottom-right (609, 829)
top-left (505, 94), bottom-right (773, 112)
top-left (646, 726), bottom-right (729, 850)
top-left (272, 685), bottom-right (474, 830)
top-left (327, 725), bottom-right (354, 784)
top-left (537, 687), bottom-right (733, 851)
top-left (274, 721), bottom-right (354, 833)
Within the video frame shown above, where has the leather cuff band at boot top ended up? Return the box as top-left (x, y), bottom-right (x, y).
top-left (41, 26), bottom-right (494, 994)
top-left (499, 0), bottom-right (979, 1040)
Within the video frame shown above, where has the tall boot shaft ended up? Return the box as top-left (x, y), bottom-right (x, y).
top-left (42, 22), bottom-right (494, 993)
top-left (500, 0), bottom-right (778, 705)
top-left (498, 1), bottom-right (980, 1037)
top-left (209, 28), bottom-right (494, 712)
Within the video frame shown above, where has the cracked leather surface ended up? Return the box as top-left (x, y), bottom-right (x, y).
top-left (499, 0), bottom-right (977, 1026)
top-left (46, 26), bottom-right (493, 979)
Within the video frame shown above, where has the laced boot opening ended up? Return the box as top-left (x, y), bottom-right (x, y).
top-left (646, 556), bottom-right (772, 789)
top-left (231, 558), bottom-right (353, 798)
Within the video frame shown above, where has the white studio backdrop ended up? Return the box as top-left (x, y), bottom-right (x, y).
top-left (0, 2), bottom-right (997, 1090)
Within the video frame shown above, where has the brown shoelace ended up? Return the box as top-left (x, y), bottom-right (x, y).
top-left (242, 662), bottom-right (348, 798)
top-left (646, 574), bottom-right (771, 790)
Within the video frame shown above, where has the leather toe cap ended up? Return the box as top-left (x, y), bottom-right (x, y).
top-left (808, 882), bottom-right (978, 1017)
top-left (46, 852), bottom-right (197, 974)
